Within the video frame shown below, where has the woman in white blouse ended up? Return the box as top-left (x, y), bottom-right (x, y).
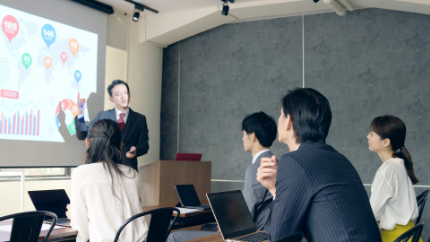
top-left (367, 115), bottom-right (422, 242)
top-left (66, 119), bottom-right (148, 242)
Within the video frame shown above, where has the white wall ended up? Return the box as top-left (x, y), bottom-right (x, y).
top-left (0, 179), bottom-right (72, 217)
top-left (105, 46), bottom-right (128, 110)
top-left (126, 16), bottom-right (163, 167)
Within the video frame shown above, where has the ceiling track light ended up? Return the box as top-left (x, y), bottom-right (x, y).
top-left (132, 10), bottom-right (140, 22)
top-left (220, 0), bottom-right (234, 16)
top-left (124, 0), bottom-right (159, 14)
top-left (70, 0), bottom-right (114, 14)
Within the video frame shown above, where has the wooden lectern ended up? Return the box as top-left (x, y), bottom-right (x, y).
top-left (139, 160), bottom-right (212, 206)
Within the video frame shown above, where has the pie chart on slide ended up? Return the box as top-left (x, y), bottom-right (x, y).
top-left (55, 98), bottom-right (78, 136)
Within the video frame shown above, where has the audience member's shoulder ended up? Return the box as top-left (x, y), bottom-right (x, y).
top-left (74, 163), bottom-right (103, 173)
top-left (279, 152), bottom-right (299, 164)
top-left (384, 158), bottom-right (408, 175)
top-left (72, 163), bottom-right (101, 179)
top-left (119, 164), bottom-right (139, 176)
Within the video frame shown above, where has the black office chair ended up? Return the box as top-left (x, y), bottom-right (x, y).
top-left (274, 232), bottom-right (304, 242)
top-left (0, 211), bottom-right (57, 242)
top-left (394, 222), bottom-right (424, 242)
top-left (416, 190), bottom-right (429, 224)
top-left (113, 207), bottom-right (180, 242)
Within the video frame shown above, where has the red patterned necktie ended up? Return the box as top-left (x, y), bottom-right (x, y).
top-left (118, 113), bottom-right (125, 131)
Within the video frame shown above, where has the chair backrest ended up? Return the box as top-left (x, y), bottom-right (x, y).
top-left (274, 231), bottom-right (304, 242)
top-left (0, 211), bottom-right (57, 242)
top-left (394, 222), bottom-right (424, 242)
top-left (416, 190), bottom-right (429, 224)
top-left (113, 207), bottom-right (180, 242)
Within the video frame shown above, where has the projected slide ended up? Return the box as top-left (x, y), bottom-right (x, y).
top-left (0, 4), bottom-right (98, 142)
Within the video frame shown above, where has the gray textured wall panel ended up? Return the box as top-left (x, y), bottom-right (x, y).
top-left (211, 181), bottom-right (245, 193)
top-left (305, 9), bottom-right (430, 184)
top-left (177, 17), bottom-right (303, 180)
top-left (160, 43), bottom-right (179, 160)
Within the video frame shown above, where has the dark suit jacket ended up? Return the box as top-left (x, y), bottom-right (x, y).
top-left (243, 150), bottom-right (273, 231)
top-left (269, 141), bottom-right (381, 242)
top-left (75, 108), bottom-right (149, 171)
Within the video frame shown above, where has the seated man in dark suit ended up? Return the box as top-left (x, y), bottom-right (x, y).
top-left (75, 80), bottom-right (149, 171)
top-left (257, 88), bottom-right (381, 242)
top-left (168, 111), bottom-right (277, 242)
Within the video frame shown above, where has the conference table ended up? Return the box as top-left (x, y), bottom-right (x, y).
top-left (0, 220), bottom-right (77, 242)
top-left (0, 202), bottom-right (214, 242)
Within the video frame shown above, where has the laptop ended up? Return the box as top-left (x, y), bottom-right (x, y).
top-left (174, 153), bottom-right (202, 161)
top-left (206, 190), bottom-right (269, 242)
top-left (175, 184), bottom-right (211, 210)
top-left (28, 189), bottom-right (71, 227)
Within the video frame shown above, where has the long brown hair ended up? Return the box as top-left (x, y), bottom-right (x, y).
top-left (85, 119), bottom-right (134, 199)
top-left (371, 115), bottom-right (419, 185)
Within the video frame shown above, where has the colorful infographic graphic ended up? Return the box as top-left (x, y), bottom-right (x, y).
top-left (0, 4), bottom-right (98, 142)
top-left (55, 98), bottom-right (78, 136)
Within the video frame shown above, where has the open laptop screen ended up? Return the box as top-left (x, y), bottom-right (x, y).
top-left (175, 185), bottom-right (201, 207)
top-left (207, 190), bottom-right (257, 239)
top-left (28, 189), bottom-right (70, 219)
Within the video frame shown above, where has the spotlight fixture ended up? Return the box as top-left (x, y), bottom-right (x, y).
top-left (220, 0), bottom-right (234, 16)
top-left (313, 0), bottom-right (320, 2)
top-left (132, 11), bottom-right (140, 22)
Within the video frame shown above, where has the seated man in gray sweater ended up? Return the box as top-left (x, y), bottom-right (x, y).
top-left (168, 111), bottom-right (277, 242)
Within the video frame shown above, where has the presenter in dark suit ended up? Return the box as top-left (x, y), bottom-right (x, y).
top-left (75, 80), bottom-right (149, 171)
top-left (168, 111), bottom-right (277, 242)
top-left (257, 88), bottom-right (381, 242)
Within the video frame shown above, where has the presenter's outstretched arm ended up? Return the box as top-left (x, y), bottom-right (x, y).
top-left (75, 97), bottom-right (101, 140)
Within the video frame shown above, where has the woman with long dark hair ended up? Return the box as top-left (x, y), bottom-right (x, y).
top-left (67, 119), bottom-right (147, 242)
top-left (367, 115), bottom-right (422, 242)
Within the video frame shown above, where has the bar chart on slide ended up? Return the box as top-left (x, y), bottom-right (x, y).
top-left (0, 109), bottom-right (40, 136)
top-left (0, 100), bottom-right (64, 142)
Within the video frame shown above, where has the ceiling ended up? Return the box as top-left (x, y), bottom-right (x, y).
top-left (99, 0), bottom-right (264, 15)
top-left (98, 0), bottom-right (430, 17)
top-left (100, 0), bottom-right (430, 47)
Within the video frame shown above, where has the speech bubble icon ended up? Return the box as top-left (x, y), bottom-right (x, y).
top-left (21, 53), bottom-right (32, 70)
top-left (44, 56), bottom-right (52, 69)
top-left (61, 52), bottom-right (67, 63)
top-left (2, 15), bottom-right (19, 42)
top-left (41, 24), bottom-right (56, 48)
top-left (69, 38), bottom-right (79, 56)
top-left (74, 70), bottom-right (81, 82)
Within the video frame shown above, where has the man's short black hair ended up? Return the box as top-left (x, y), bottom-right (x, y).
top-left (107, 80), bottom-right (130, 97)
top-left (281, 88), bottom-right (332, 143)
top-left (242, 111), bottom-right (277, 147)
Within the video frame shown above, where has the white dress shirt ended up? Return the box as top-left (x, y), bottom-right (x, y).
top-left (252, 149), bottom-right (270, 164)
top-left (77, 107), bottom-right (129, 124)
top-left (71, 163), bottom-right (148, 242)
top-left (115, 107), bottom-right (129, 124)
top-left (370, 158), bottom-right (419, 230)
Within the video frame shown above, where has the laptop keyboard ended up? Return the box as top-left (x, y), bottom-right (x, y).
top-left (235, 232), bottom-right (268, 242)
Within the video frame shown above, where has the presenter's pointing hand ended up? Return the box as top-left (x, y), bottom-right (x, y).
top-left (77, 94), bottom-right (85, 115)
top-left (126, 146), bottom-right (137, 159)
top-left (257, 155), bottom-right (277, 197)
